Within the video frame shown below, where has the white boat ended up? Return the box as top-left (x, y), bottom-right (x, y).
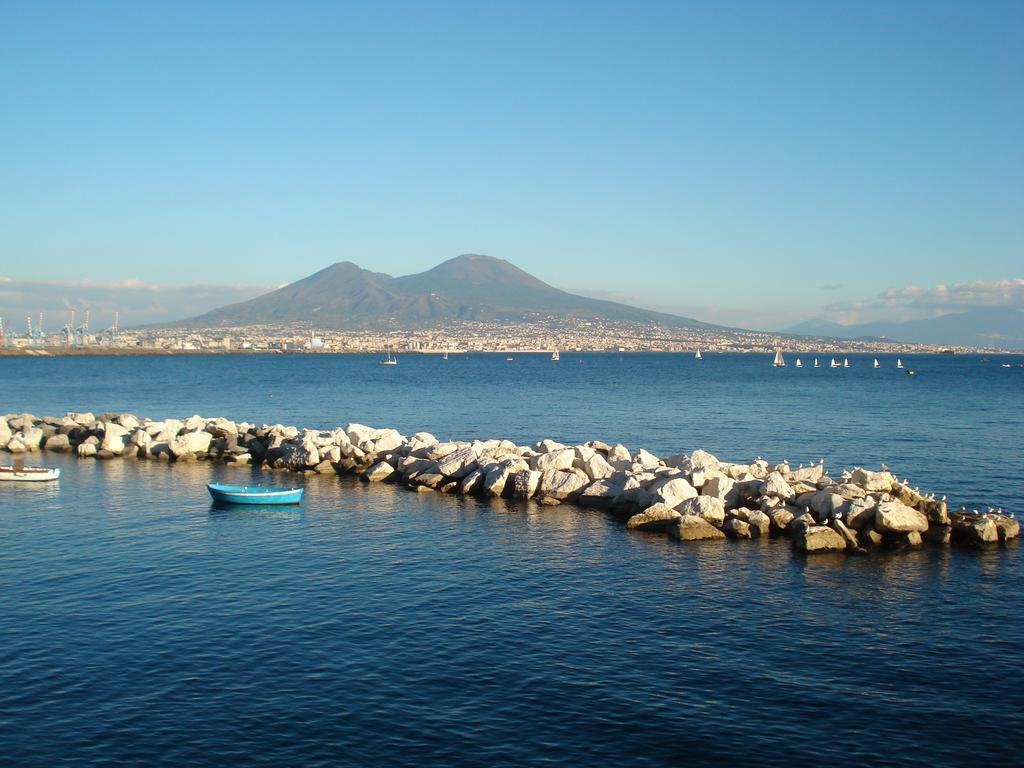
top-left (552, 349), bottom-right (560, 361)
top-left (830, 358), bottom-right (840, 368)
top-left (0, 463), bottom-right (60, 482)
top-left (695, 349), bottom-right (703, 360)
top-left (771, 350), bottom-right (786, 367)
top-left (843, 358), bottom-right (850, 368)
top-left (380, 328), bottom-right (397, 365)
top-left (506, 357), bottom-right (514, 361)
top-left (814, 358), bottom-right (820, 368)
top-left (442, 350), bottom-right (449, 360)
top-left (897, 358), bottom-right (904, 369)
top-left (795, 358), bottom-right (803, 368)
top-left (873, 358), bottom-right (880, 368)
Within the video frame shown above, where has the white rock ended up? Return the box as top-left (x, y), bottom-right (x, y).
top-left (581, 452), bottom-right (614, 481)
top-left (44, 434), bottom-right (72, 452)
top-left (538, 468), bottom-right (589, 500)
top-left (723, 518), bottom-right (752, 539)
top-left (702, 475), bottom-right (735, 501)
top-left (511, 469), bottom-right (541, 499)
top-left (668, 515), bottom-right (726, 541)
top-left (371, 429), bottom-right (405, 453)
top-left (535, 448), bottom-right (575, 472)
top-left (436, 445), bottom-right (478, 479)
top-left (650, 476), bottom-right (698, 507)
top-left (168, 430), bottom-right (214, 458)
top-left (100, 423), bottom-right (130, 454)
top-left (459, 469), bottom-right (485, 494)
top-left (533, 438), bottom-right (568, 453)
top-left (843, 498), bottom-right (877, 530)
top-left (482, 465), bottom-right (512, 496)
top-left (793, 525), bottom-right (848, 553)
top-left (676, 496), bottom-right (726, 528)
top-left (364, 461), bottom-right (395, 482)
top-left (689, 449), bottom-right (720, 471)
top-left (761, 472), bottom-right (795, 500)
top-left (626, 503), bottom-right (682, 532)
top-left (608, 444), bottom-right (631, 462)
top-left (850, 468), bottom-right (895, 492)
top-left (577, 479), bottom-right (625, 508)
top-left (183, 415), bottom-right (206, 431)
top-left (345, 423), bottom-right (375, 444)
top-left (874, 501), bottom-right (929, 533)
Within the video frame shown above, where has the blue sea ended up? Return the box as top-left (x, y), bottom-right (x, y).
top-left (1, 352), bottom-right (1022, 766)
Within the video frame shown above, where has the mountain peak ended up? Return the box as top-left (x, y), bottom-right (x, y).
top-left (174, 254), bottom-right (713, 330)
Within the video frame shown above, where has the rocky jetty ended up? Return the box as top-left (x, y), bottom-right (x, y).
top-left (3, 411), bottom-right (1018, 556)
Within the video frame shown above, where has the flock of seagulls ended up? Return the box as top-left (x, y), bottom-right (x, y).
top-left (965, 508), bottom-right (1013, 519)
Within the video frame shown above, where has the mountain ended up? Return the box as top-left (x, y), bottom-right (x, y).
top-left (786, 308), bottom-right (1024, 349)
top-left (173, 254), bottom-right (718, 330)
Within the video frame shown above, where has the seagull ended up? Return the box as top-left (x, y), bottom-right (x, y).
top-left (941, 496), bottom-right (947, 502)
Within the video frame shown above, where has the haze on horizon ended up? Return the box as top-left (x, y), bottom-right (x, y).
top-left (1, 1), bottom-right (1021, 332)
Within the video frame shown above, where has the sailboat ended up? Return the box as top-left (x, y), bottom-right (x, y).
top-left (830, 358), bottom-right (840, 368)
top-left (695, 349), bottom-right (703, 360)
top-left (795, 358), bottom-right (803, 368)
top-left (814, 358), bottom-right (820, 368)
top-left (843, 358), bottom-right (850, 368)
top-left (897, 358), bottom-right (904, 369)
top-left (551, 349), bottom-right (560, 361)
top-left (772, 350), bottom-right (786, 367)
top-left (380, 329), bottom-right (397, 365)
top-left (443, 350), bottom-right (449, 360)
top-left (873, 358), bottom-right (880, 368)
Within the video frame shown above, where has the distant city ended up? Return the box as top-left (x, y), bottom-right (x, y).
top-left (0, 311), bottom-right (996, 356)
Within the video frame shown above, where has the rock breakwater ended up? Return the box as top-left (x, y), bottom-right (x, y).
top-left (3, 410), bottom-right (1018, 555)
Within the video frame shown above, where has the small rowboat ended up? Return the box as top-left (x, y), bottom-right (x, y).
top-left (0, 464), bottom-right (61, 482)
top-left (207, 483), bottom-right (303, 505)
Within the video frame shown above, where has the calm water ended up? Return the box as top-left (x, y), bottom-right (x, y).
top-left (1, 353), bottom-right (1023, 766)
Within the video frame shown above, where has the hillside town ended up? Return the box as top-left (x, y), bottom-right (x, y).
top-left (0, 312), bottom-right (994, 355)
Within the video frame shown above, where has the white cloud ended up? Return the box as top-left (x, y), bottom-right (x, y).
top-left (0, 278), bottom-right (268, 327)
top-left (823, 278), bottom-right (1024, 324)
top-left (879, 279), bottom-right (1024, 310)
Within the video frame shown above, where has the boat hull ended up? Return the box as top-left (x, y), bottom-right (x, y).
top-left (0, 467), bottom-right (61, 482)
top-left (207, 483), bottom-right (304, 505)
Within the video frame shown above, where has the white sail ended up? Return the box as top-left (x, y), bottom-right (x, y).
top-left (795, 358), bottom-right (803, 368)
top-left (843, 358), bottom-right (850, 368)
top-left (830, 358), bottom-right (839, 368)
top-left (381, 327), bottom-right (397, 365)
top-left (695, 349), bottom-right (702, 360)
top-left (814, 358), bottom-right (820, 368)
top-left (772, 350), bottom-right (785, 367)
top-left (897, 358), bottom-right (904, 368)
top-left (873, 358), bottom-right (879, 368)
top-left (552, 349), bottom-right (560, 361)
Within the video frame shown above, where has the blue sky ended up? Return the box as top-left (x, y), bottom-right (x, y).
top-left (1, 1), bottom-right (1021, 328)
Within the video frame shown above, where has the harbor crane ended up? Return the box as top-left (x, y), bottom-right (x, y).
top-left (76, 310), bottom-right (91, 346)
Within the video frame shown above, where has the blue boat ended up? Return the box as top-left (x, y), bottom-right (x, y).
top-left (207, 483), bottom-right (304, 505)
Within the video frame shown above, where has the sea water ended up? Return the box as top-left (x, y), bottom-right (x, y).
top-left (1, 352), bottom-right (1022, 766)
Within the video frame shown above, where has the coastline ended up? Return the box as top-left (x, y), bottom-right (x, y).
top-left (3, 410), bottom-right (1018, 556)
top-left (1, 347), bottom-right (1016, 358)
